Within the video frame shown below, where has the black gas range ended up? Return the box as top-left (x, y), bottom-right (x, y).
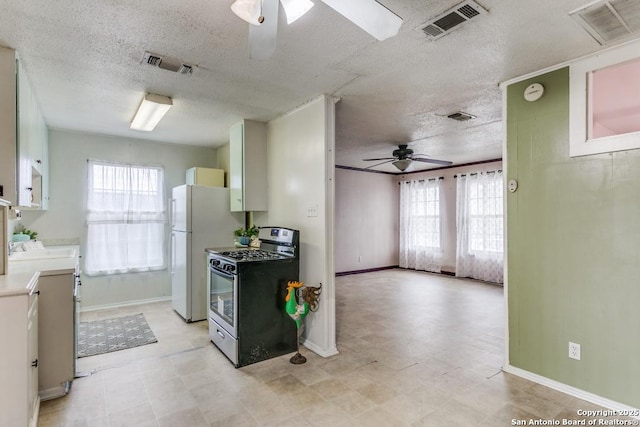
top-left (205, 226), bottom-right (299, 367)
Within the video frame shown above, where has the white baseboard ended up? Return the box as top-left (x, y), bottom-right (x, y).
top-left (301, 338), bottom-right (339, 358)
top-left (503, 364), bottom-right (640, 417)
top-left (80, 296), bottom-right (171, 312)
top-left (39, 385), bottom-right (68, 402)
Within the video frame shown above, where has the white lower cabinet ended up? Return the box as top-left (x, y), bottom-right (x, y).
top-left (0, 280), bottom-right (40, 427)
top-left (38, 271), bottom-right (75, 400)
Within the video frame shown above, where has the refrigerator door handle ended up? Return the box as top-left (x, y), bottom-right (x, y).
top-left (170, 198), bottom-right (176, 229)
top-left (170, 232), bottom-right (176, 275)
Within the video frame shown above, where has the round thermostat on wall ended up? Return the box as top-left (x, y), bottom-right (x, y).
top-left (524, 83), bottom-right (544, 102)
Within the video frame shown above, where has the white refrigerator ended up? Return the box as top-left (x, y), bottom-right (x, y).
top-left (171, 185), bottom-right (243, 322)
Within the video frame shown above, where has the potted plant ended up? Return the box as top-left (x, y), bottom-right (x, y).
top-left (234, 225), bottom-right (259, 246)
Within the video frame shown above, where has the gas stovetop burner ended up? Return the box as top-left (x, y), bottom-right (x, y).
top-left (219, 249), bottom-right (287, 262)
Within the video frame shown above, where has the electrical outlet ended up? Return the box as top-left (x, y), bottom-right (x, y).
top-left (569, 342), bottom-right (581, 360)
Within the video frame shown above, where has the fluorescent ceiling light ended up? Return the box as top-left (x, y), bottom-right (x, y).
top-left (321, 0), bottom-right (403, 41)
top-left (280, 0), bottom-right (314, 24)
top-left (231, 0), bottom-right (263, 25)
top-left (130, 94), bottom-right (173, 132)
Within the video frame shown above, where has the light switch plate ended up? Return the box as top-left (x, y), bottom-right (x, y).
top-left (306, 204), bottom-right (318, 217)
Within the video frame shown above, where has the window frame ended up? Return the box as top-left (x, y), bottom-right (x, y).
top-left (85, 160), bottom-right (167, 276)
top-left (569, 42), bottom-right (640, 157)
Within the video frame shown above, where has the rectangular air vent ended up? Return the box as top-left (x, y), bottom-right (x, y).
top-left (570, 0), bottom-right (640, 45)
top-left (421, 0), bottom-right (487, 40)
top-left (447, 111), bottom-right (477, 121)
top-left (141, 51), bottom-right (194, 76)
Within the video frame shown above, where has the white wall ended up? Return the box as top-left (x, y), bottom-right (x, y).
top-left (334, 168), bottom-right (398, 273)
top-left (395, 160), bottom-right (502, 273)
top-left (20, 129), bottom-right (217, 308)
top-left (254, 95), bottom-right (338, 357)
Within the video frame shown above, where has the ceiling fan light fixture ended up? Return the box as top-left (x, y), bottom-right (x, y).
top-left (231, 0), bottom-right (263, 25)
top-left (280, 0), bottom-right (314, 24)
top-left (392, 158), bottom-right (412, 172)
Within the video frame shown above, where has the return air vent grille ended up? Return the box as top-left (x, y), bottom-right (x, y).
top-left (570, 0), bottom-right (640, 45)
top-left (420, 0), bottom-right (487, 40)
top-left (141, 51), bottom-right (194, 76)
top-left (447, 111), bottom-right (476, 121)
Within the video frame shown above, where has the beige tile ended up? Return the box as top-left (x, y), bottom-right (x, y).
top-left (265, 373), bottom-right (308, 395)
top-left (209, 410), bottom-right (259, 427)
top-left (149, 389), bottom-right (199, 419)
top-left (145, 377), bottom-right (188, 401)
top-left (354, 406), bottom-right (411, 427)
top-left (105, 379), bottom-right (149, 414)
top-left (331, 390), bottom-right (377, 415)
top-left (44, 270), bottom-right (609, 427)
top-left (356, 382), bottom-right (398, 405)
top-left (109, 403), bottom-right (159, 427)
top-left (412, 400), bottom-right (486, 427)
top-left (157, 407), bottom-right (208, 427)
top-left (309, 378), bottom-right (352, 400)
top-left (199, 394), bottom-right (247, 424)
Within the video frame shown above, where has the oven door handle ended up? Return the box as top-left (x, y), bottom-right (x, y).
top-left (210, 265), bottom-right (235, 281)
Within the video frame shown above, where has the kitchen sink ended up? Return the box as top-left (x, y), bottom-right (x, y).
top-left (9, 248), bottom-right (77, 261)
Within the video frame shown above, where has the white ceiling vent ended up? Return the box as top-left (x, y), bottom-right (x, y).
top-left (420, 0), bottom-right (488, 40)
top-left (570, 0), bottom-right (640, 45)
top-left (142, 51), bottom-right (194, 76)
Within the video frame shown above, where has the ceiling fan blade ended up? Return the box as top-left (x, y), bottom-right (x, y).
top-left (280, 0), bottom-right (314, 24)
top-left (362, 157), bottom-right (394, 161)
top-left (249, 0), bottom-right (280, 60)
top-left (365, 159), bottom-right (394, 169)
top-left (412, 157), bottom-right (453, 166)
top-left (320, 0), bottom-right (403, 41)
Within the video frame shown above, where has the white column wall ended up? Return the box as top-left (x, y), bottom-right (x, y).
top-left (254, 95), bottom-right (338, 357)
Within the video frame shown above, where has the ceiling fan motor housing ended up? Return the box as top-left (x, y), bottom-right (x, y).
top-left (393, 144), bottom-right (413, 159)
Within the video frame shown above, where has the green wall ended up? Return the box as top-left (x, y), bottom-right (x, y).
top-left (507, 67), bottom-right (640, 407)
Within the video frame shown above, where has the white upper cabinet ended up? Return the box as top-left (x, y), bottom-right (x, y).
top-left (229, 120), bottom-right (267, 212)
top-left (0, 47), bottom-right (17, 205)
top-left (16, 57), bottom-right (49, 210)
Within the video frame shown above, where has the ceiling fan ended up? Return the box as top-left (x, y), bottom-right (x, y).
top-left (230, 0), bottom-right (403, 59)
top-left (363, 145), bottom-right (453, 172)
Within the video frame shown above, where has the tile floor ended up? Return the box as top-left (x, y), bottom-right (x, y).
top-left (38, 269), bottom-right (610, 426)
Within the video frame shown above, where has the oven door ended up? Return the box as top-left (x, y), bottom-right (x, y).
top-left (208, 260), bottom-right (238, 337)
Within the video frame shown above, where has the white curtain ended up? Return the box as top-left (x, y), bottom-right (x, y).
top-left (455, 171), bottom-right (504, 283)
top-left (399, 179), bottom-right (443, 273)
top-left (85, 160), bottom-right (166, 276)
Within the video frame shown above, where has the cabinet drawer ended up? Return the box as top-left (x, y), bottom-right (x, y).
top-left (208, 317), bottom-right (238, 366)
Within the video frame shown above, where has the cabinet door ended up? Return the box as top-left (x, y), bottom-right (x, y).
top-left (229, 122), bottom-right (244, 212)
top-left (27, 296), bottom-right (38, 422)
top-left (17, 60), bottom-right (33, 207)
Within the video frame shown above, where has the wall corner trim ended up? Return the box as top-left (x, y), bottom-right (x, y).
top-left (503, 364), bottom-right (640, 417)
top-left (301, 338), bottom-right (339, 358)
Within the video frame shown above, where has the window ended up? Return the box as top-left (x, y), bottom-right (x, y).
top-left (467, 176), bottom-right (503, 253)
top-left (456, 171), bottom-right (504, 283)
top-left (399, 179), bottom-right (443, 273)
top-left (570, 42), bottom-right (640, 157)
top-left (85, 160), bottom-right (166, 276)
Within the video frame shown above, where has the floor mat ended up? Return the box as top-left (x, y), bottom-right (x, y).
top-left (77, 313), bottom-right (158, 358)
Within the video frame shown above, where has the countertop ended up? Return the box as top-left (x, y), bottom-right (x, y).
top-left (8, 245), bottom-right (79, 274)
top-left (0, 270), bottom-right (40, 297)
